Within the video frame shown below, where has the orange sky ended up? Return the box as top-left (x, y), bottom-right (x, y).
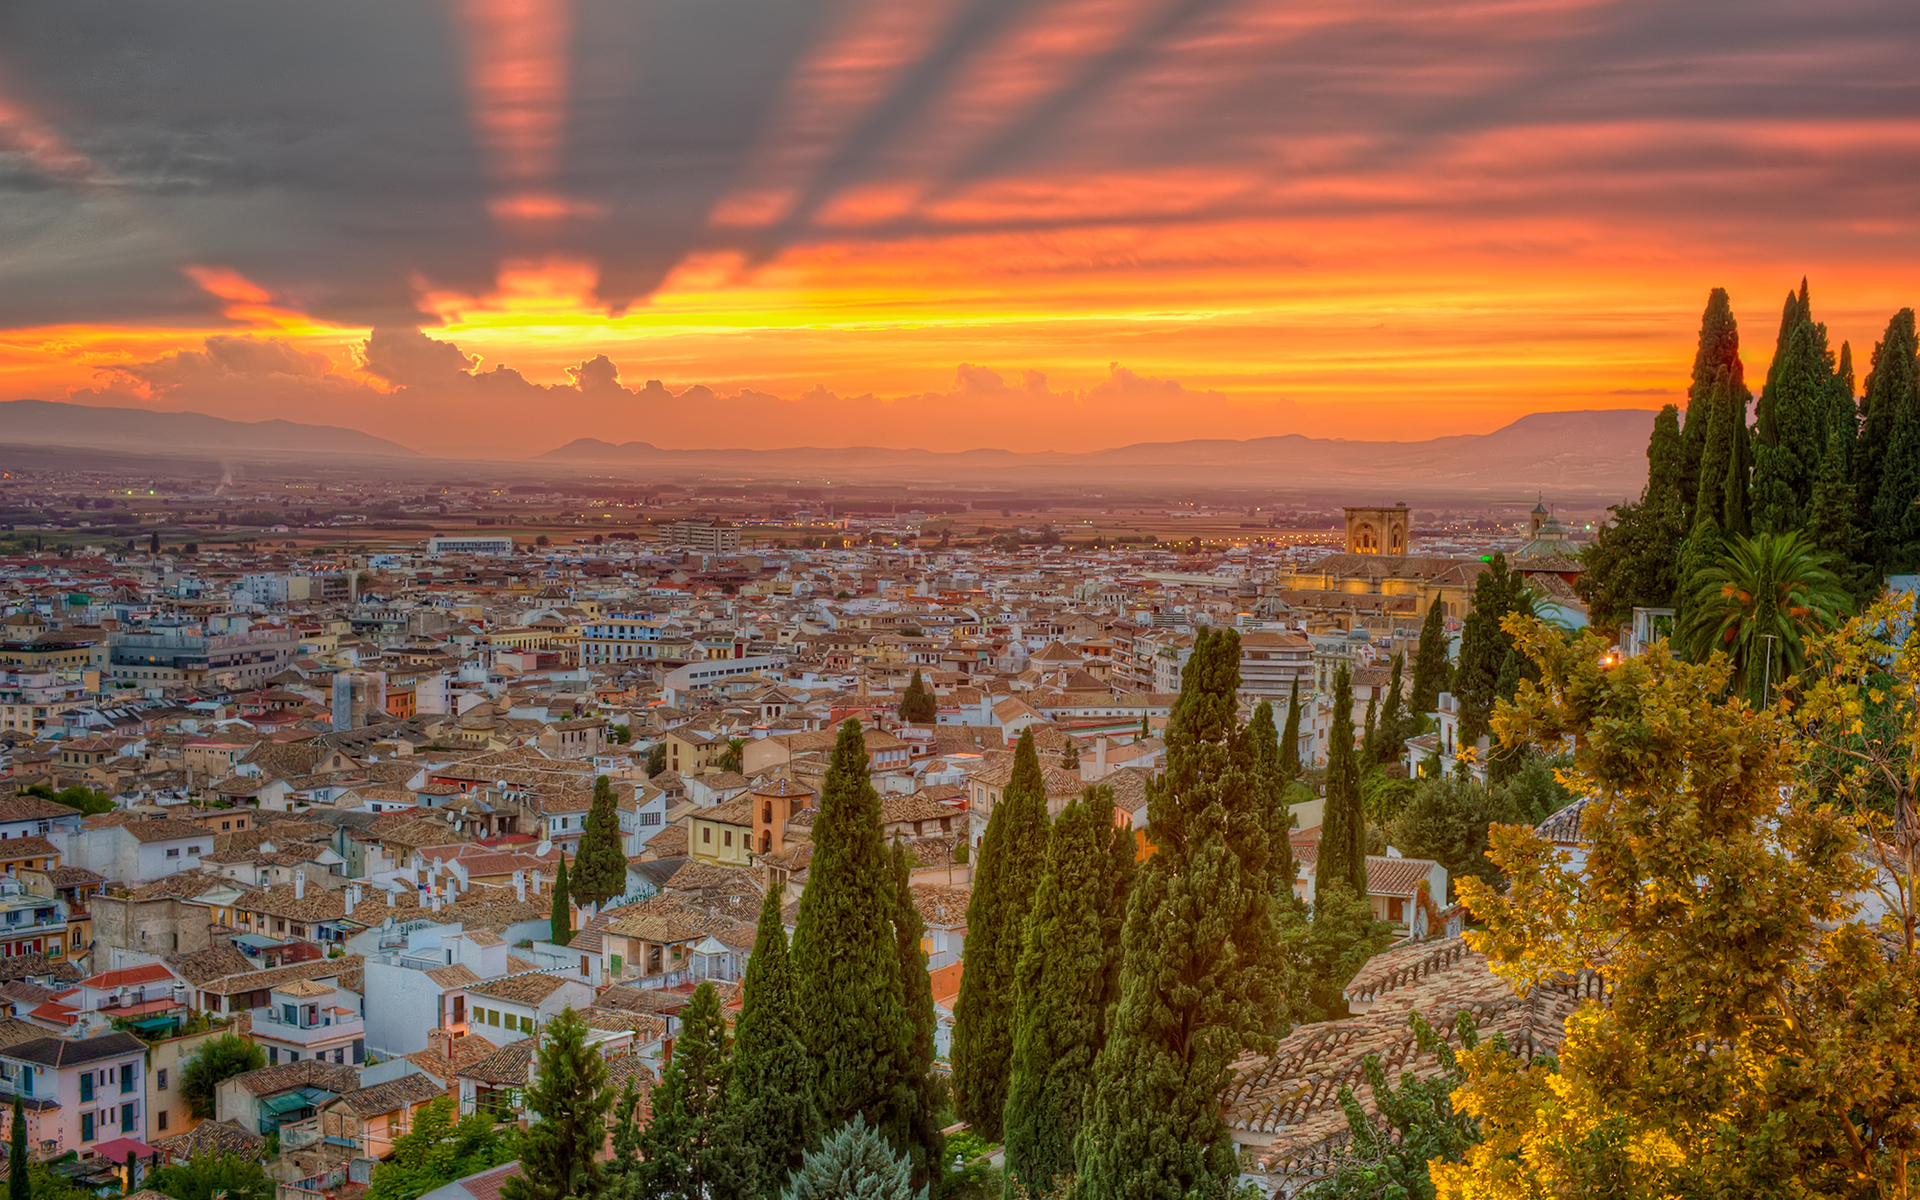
top-left (2, 0), bottom-right (1916, 457)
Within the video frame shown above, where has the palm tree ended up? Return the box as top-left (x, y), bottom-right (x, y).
top-left (1681, 530), bottom-right (1851, 705)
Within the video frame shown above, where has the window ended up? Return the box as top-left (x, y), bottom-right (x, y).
top-left (640, 811), bottom-right (661, 826)
top-left (165, 848), bottom-right (180, 859)
top-left (702, 827), bottom-right (711, 844)
top-left (520, 1015), bottom-right (533, 1033)
top-left (268, 1047), bottom-right (278, 1065)
top-left (1387, 898), bottom-right (1405, 923)
top-left (487, 1009), bottom-right (499, 1026)
top-left (121, 1063), bottom-right (134, 1094)
top-left (157, 1069), bottom-right (168, 1091)
top-left (157, 1110), bottom-right (169, 1131)
top-left (121, 1102), bottom-right (134, 1132)
top-left (80, 1073), bottom-right (92, 1102)
top-left (80, 1113), bottom-right (93, 1143)
top-left (188, 846), bottom-right (201, 855)
top-left (723, 830), bottom-right (732, 848)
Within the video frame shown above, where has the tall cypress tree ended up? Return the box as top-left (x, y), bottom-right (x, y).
top-left (549, 856), bottom-right (572, 947)
top-left (951, 729), bottom-right (1049, 1140)
top-left (888, 840), bottom-right (944, 1186)
top-left (1865, 309), bottom-right (1920, 572)
top-left (8, 1097), bottom-right (24, 1200)
top-left (572, 775), bottom-right (627, 906)
top-left (1410, 597), bottom-right (1448, 714)
top-left (1374, 653), bottom-right (1406, 766)
top-left (1753, 283), bottom-right (1838, 534)
top-left (1243, 701), bottom-right (1295, 897)
top-left (1319, 663), bottom-right (1366, 898)
top-left (725, 883), bottom-right (818, 1198)
top-left (1278, 677), bottom-right (1303, 781)
top-left (1004, 787), bottom-right (1134, 1195)
top-left (1453, 554), bottom-right (1529, 745)
top-left (1359, 693), bottom-right (1379, 769)
top-left (636, 981), bottom-right (746, 1200)
top-left (791, 721), bottom-right (914, 1147)
top-left (1681, 288), bottom-right (1744, 522)
top-left (501, 1009), bottom-right (611, 1200)
top-left (1076, 628), bottom-right (1285, 1200)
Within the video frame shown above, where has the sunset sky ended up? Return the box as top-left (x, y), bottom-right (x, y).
top-left (2, 0), bottom-right (1917, 458)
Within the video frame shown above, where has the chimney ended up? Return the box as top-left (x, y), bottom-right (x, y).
top-left (1095, 735), bottom-right (1108, 779)
top-left (294, 869), bottom-right (306, 901)
top-left (513, 871), bottom-right (526, 903)
top-left (432, 895), bottom-right (442, 913)
top-left (427, 1028), bottom-right (452, 1060)
top-left (386, 886), bottom-right (395, 908)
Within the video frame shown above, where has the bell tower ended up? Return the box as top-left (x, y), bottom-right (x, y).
top-left (1343, 503), bottom-right (1410, 555)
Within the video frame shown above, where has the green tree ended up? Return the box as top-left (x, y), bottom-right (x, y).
top-left (1864, 308), bottom-right (1920, 572)
top-left (888, 841), bottom-right (944, 1185)
top-left (1752, 283), bottom-right (1841, 535)
top-left (1453, 554), bottom-right (1532, 745)
top-left (503, 1008), bottom-right (611, 1200)
top-left (725, 882), bottom-right (819, 1198)
top-left (1319, 664), bottom-right (1366, 899)
top-left (1076, 627), bottom-right (1286, 1200)
top-left (791, 721), bottom-right (917, 1156)
top-left (1303, 1014), bottom-right (1481, 1200)
top-left (779, 1116), bottom-right (921, 1200)
top-left (898, 670), bottom-right (937, 723)
top-left (1679, 530), bottom-right (1851, 707)
top-left (1580, 404), bottom-right (1691, 632)
top-left (646, 743), bottom-right (667, 777)
top-left (1245, 700), bottom-right (1296, 896)
top-left (1679, 287), bottom-right (1745, 520)
top-left (1373, 653), bottom-right (1407, 766)
top-left (1288, 881), bottom-right (1394, 1025)
top-left (1410, 597), bottom-right (1450, 716)
top-left (549, 856), bottom-right (572, 947)
top-left (21, 783), bottom-right (114, 816)
top-left (144, 1154), bottom-right (273, 1200)
top-left (952, 729), bottom-right (1049, 1140)
top-left (1059, 736), bottom-right (1079, 771)
top-left (1387, 773), bottom-right (1519, 898)
top-left (9, 1098), bottom-right (25, 1200)
top-left (634, 982), bottom-right (746, 1200)
top-left (717, 737), bottom-right (746, 774)
top-left (368, 1097), bottom-right (513, 1200)
top-left (1279, 676), bottom-right (1304, 780)
top-left (1003, 786), bottom-right (1135, 1195)
top-left (572, 775), bottom-right (628, 906)
top-left (179, 1034), bottom-right (265, 1120)
top-left (1437, 618), bottom-right (1920, 1200)
top-left (1359, 693), bottom-right (1379, 769)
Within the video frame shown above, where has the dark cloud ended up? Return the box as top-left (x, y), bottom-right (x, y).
top-left (2, 0), bottom-right (1917, 330)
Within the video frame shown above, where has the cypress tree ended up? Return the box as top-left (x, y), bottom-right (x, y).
top-left (1375, 653), bottom-right (1406, 766)
top-left (1244, 700), bottom-right (1296, 900)
top-left (1672, 515), bottom-right (1723, 658)
top-left (951, 729), bottom-right (1049, 1140)
top-left (549, 857), bottom-right (572, 947)
top-left (1723, 386), bottom-right (1754, 539)
top-left (501, 1008), bottom-right (611, 1200)
top-left (791, 720), bottom-right (914, 1145)
top-left (1753, 284), bottom-right (1838, 534)
top-left (1693, 368), bottom-right (1736, 535)
top-left (1060, 736), bottom-right (1079, 771)
top-left (1865, 310), bottom-right (1920, 571)
top-left (1278, 677), bottom-right (1303, 781)
top-left (572, 775), bottom-right (627, 906)
top-left (8, 1097), bottom-right (24, 1200)
top-left (1319, 663), bottom-right (1366, 898)
top-left (888, 840), bottom-right (944, 1186)
top-left (725, 883), bottom-right (818, 1198)
top-left (1076, 628), bottom-right (1285, 1200)
top-left (636, 981), bottom-right (746, 1200)
top-left (898, 670), bottom-right (936, 724)
top-left (1410, 597), bottom-right (1448, 714)
top-left (1681, 288), bottom-right (1744, 522)
top-left (1453, 554), bottom-right (1528, 745)
top-left (1004, 787), bottom-right (1133, 1195)
top-left (1359, 693), bottom-right (1379, 769)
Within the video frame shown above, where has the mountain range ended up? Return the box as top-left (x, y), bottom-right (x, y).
top-left (0, 399), bottom-right (1658, 499)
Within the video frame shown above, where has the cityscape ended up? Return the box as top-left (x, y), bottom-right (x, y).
top-left (4, 0), bottom-right (1919, 1198)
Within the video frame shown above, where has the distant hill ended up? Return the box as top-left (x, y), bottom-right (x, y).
top-left (0, 399), bottom-right (421, 459)
top-left (540, 410), bottom-right (1660, 499)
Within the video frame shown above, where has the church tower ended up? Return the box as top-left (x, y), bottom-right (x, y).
top-left (1343, 503), bottom-right (1410, 555)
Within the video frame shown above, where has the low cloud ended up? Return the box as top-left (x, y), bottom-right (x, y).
top-left (63, 329), bottom-right (1287, 456)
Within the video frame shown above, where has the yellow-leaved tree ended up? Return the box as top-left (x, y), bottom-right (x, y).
top-left (1433, 612), bottom-right (1920, 1200)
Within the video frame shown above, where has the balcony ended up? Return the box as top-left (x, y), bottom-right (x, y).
top-left (255, 1010), bottom-right (364, 1047)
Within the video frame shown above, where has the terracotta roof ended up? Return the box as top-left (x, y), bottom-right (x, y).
top-left (404, 1032), bottom-right (500, 1084)
top-left (167, 946), bottom-right (256, 986)
top-left (227, 1057), bottom-right (362, 1097)
top-left (0, 837), bottom-right (59, 860)
top-left (154, 1119), bottom-right (265, 1161)
top-left (329, 1072), bottom-right (444, 1116)
top-left (201, 955), bottom-right (360, 997)
top-left (459, 1036), bottom-right (537, 1085)
top-left (909, 884), bottom-right (971, 927)
top-left (465, 972), bottom-right (573, 1005)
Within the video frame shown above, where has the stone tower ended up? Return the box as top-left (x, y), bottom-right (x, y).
top-left (1343, 503), bottom-right (1410, 555)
